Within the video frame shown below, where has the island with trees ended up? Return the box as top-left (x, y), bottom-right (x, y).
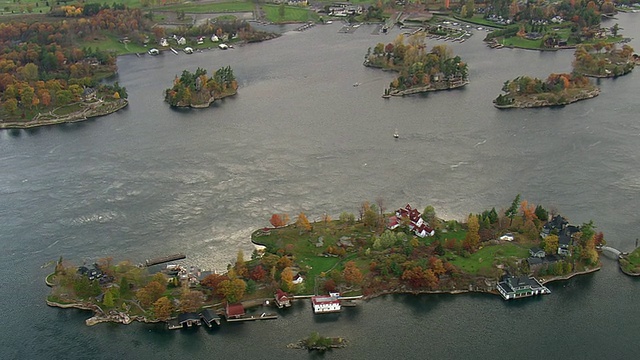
top-left (494, 73), bottom-right (599, 108)
top-left (164, 66), bottom-right (237, 108)
top-left (287, 332), bottom-right (348, 352)
top-left (572, 42), bottom-right (635, 77)
top-left (46, 195), bottom-right (608, 327)
top-left (364, 33), bottom-right (469, 98)
top-left (619, 246), bottom-right (640, 277)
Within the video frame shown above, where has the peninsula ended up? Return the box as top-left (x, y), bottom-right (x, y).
top-left (46, 196), bottom-right (607, 328)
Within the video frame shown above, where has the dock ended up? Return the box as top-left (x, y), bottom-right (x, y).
top-left (145, 253), bottom-right (186, 267)
top-left (226, 313), bottom-right (278, 322)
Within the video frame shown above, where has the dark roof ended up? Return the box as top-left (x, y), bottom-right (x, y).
top-left (200, 309), bottom-right (220, 326)
top-left (527, 257), bottom-right (543, 266)
top-left (530, 247), bottom-right (544, 254)
top-left (178, 312), bottom-right (200, 323)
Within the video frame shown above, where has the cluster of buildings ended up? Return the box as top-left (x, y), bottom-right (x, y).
top-left (388, 204), bottom-right (436, 238)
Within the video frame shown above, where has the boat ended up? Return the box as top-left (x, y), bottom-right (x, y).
top-left (353, 82), bottom-right (360, 87)
top-left (147, 48), bottom-right (159, 55)
top-left (218, 43), bottom-right (229, 50)
top-left (183, 47), bottom-right (194, 54)
top-left (393, 129), bottom-right (399, 138)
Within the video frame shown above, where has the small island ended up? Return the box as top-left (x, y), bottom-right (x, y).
top-left (164, 66), bottom-right (237, 108)
top-left (363, 33), bottom-right (469, 98)
top-left (46, 196), bottom-right (610, 329)
top-left (287, 332), bottom-right (347, 352)
top-left (618, 245), bottom-right (640, 277)
top-left (572, 42), bottom-right (635, 78)
top-left (494, 73), bottom-right (599, 108)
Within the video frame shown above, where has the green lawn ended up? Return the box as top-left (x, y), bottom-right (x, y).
top-left (77, 34), bottom-right (147, 55)
top-left (448, 243), bottom-right (529, 274)
top-left (262, 4), bottom-right (318, 23)
top-left (151, 1), bottom-right (254, 13)
top-left (501, 36), bottom-right (543, 49)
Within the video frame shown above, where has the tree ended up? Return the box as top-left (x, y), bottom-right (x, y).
top-left (179, 290), bottom-right (204, 313)
top-left (201, 273), bottom-right (227, 289)
top-left (342, 261), bottom-right (363, 286)
top-left (235, 250), bottom-right (247, 278)
top-left (270, 213), bottom-right (285, 228)
top-left (136, 280), bottom-right (166, 308)
top-left (281, 267), bottom-right (294, 291)
top-left (535, 205), bottom-right (549, 222)
top-left (250, 265), bottom-right (266, 282)
top-left (464, 214), bottom-right (480, 251)
top-left (505, 194), bottom-right (521, 225)
top-left (218, 278), bottom-right (246, 303)
top-left (296, 212), bottom-right (312, 232)
top-left (544, 234), bottom-right (559, 255)
top-left (153, 296), bottom-right (173, 320)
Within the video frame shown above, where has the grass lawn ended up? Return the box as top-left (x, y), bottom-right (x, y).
top-left (448, 243), bottom-right (529, 274)
top-left (151, 1), bottom-right (255, 13)
top-left (77, 33), bottom-right (148, 55)
top-left (502, 36), bottom-right (543, 49)
top-left (262, 4), bottom-right (318, 23)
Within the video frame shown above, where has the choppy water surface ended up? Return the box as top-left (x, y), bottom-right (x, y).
top-left (1, 14), bottom-right (639, 359)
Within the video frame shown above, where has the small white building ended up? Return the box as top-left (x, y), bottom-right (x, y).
top-left (311, 293), bottom-right (341, 314)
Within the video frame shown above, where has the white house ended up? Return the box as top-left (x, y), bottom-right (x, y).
top-left (311, 293), bottom-right (341, 314)
top-left (177, 37), bottom-right (187, 45)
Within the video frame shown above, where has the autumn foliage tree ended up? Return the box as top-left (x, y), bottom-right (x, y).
top-left (270, 214), bottom-right (286, 228)
top-left (280, 267), bottom-right (294, 292)
top-left (296, 212), bottom-right (312, 232)
top-left (342, 261), bottom-right (364, 286)
top-left (179, 290), bottom-right (204, 313)
top-left (152, 296), bottom-right (173, 320)
top-left (463, 214), bottom-right (480, 252)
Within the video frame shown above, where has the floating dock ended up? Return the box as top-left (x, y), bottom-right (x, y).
top-left (226, 313), bottom-right (278, 322)
top-left (145, 253), bottom-right (186, 267)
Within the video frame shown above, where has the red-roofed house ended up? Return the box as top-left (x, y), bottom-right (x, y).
top-left (274, 289), bottom-right (291, 308)
top-left (311, 294), bottom-right (341, 314)
top-left (225, 303), bottom-right (245, 319)
top-left (391, 204), bottom-right (434, 238)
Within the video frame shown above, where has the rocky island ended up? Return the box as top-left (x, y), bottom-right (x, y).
top-left (46, 196), bottom-right (608, 328)
top-left (572, 43), bottom-right (635, 78)
top-left (164, 66), bottom-right (237, 108)
top-left (363, 33), bottom-right (469, 98)
top-left (494, 73), bottom-right (599, 108)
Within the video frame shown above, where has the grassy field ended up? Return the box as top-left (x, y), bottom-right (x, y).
top-left (447, 243), bottom-right (529, 274)
top-left (262, 4), bottom-right (317, 23)
top-left (77, 33), bottom-right (148, 55)
top-left (151, 1), bottom-right (255, 14)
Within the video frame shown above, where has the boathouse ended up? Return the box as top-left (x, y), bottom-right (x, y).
top-left (497, 275), bottom-right (550, 300)
top-left (200, 309), bottom-right (221, 327)
top-left (274, 289), bottom-right (291, 308)
top-left (311, 293), bottom-right (341, 314)
top-left (225, 303), bottom-right (245, 319)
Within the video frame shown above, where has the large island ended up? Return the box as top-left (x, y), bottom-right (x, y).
top-left (494, 73), bottom-right (599, 108)
top-left (46, 197), bottom-right (606, 327)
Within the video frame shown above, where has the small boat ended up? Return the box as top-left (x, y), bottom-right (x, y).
top-left (148, 48), bottom-right (159, 55)
top-left (393, 129), bottom-right (399, 139)
top-left (353, 82), bottom-right (360, 87)
top-left (218, 43), bottom-right (229, 50)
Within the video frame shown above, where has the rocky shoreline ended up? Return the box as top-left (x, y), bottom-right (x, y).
top-left (0, 99), bottom-right (128, 129)
top-left (169, 91), bottom-right (237, 109)
top-left (494, 88), bottom-right (600, 109)
top-left (388, 80), bottom-right (469, 97)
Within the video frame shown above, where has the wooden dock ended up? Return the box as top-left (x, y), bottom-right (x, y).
top-left (145, 253), bottom-right (186, 267)
top-left (226, 313), bottom-right (278, 322)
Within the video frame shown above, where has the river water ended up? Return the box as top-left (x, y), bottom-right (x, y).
top-left (1, 14), bottom-right (639, 359)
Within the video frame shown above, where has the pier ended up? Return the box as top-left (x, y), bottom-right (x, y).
top-left (226, 313), bottom-right (278, 322)
top-left (145, 253), bottom-right (186, 267)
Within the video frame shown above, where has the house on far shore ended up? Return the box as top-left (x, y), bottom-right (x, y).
top-left (311, 293), bottom-right (341, 314)
top-left (274, 289), bottom-right (291, 308)
top-left (225, 303), bottom-right (245, 319)
top-left (529, 247), bottom-right (546, 258)
top-left (497, 275), bottom-right (550, 300)
top-left (389, 204), bottom-right (435, 238)
top-left (292, 273), bottom-right (304, 285)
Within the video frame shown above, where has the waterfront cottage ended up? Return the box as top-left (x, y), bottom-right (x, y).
top-left (200, 309), bottom-right (221, 327)
top-left (497, 276), bottom-right (550, 300)
top-left (391, 204), bottom-right (435, 238)
top-left (311, 293), bottom-right (341, 314)
top-left (275, 289), bottom-right (292, 308)
top-left (226, 303), bottom-right (245, 319)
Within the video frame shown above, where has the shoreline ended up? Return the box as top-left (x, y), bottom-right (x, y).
top-left (0, 99), bottom-right (128, 130)
top-left (494, 88), bottom-right (600, 109)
